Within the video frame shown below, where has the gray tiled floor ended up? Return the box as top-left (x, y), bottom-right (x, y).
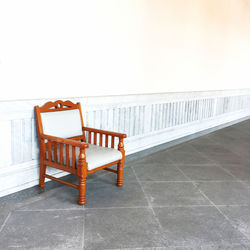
top-left (1, 119), bottom-right (250, 249)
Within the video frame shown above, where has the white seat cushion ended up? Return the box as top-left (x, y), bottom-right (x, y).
top-left (85, 144), bottom-right (122, 170)
top-left (50, 144), bottom-right (122, 171)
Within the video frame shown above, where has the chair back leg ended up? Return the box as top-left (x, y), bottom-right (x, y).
top-left (39, 163), bottom-right (46, 188)
top-left (117, 161), bottom-right (124, 187)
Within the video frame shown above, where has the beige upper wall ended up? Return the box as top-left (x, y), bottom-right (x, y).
top-left (0, 0), bottom-right (249, 100)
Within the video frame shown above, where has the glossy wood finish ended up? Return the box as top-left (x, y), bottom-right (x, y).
top-left (35, 100), bottom-right (126, 205)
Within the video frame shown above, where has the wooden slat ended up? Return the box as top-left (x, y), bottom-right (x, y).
top-left (54, 142), bottom-right (58, 163)
top-left (99, 133), bottom-right (103, 146)
top-left (66, 144), bottom-right (69, 167)
top-left (60, 143), bottom-right (63, 164)
top-left (69, 135), bottom-right (85, 141)
top-left (88, 131), bottom-right (92, 143)
top-left (47, 141), bottom-right (51, 161)
top-left (44, 160), bottom-right (77, 174)
top-left (44, 174), bottom-right (78, 189)
top-left (105, 135), bottom-right (109, 147)
top-left (94, 132), bottom-right (97, 145)
top-left (41, 139), bottom-right (46, 159)
top-left (103, 167), bottom-right (117, 173)
top-left (111, 136), bottom-right (115, 148)
top-left (72, 146), bottom-right (76, 169)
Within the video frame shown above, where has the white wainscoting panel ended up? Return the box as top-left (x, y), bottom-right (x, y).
top-left (0, 89), bottom-right (250, 197)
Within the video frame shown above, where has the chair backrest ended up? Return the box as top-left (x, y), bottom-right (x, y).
top-left (35, 100), bottom-right (84, 139)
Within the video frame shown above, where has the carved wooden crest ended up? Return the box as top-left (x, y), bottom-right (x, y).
top-left (39, 100), bottom-right (78, 112)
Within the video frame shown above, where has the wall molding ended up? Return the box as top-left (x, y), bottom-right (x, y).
top-left (0, 89), bottom-right (250, 197)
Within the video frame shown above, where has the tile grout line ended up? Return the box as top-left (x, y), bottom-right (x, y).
top-left (0, 212), bottom-right (11, 234)
top-left (91, 180), bottom-right (250, 183)
top-left (131, 166), bottom-right (163, 230)
top-left (16, 206), bottom-right (148, 212)
top-left (131, 166), bottom-right (155, 212)
top-left (16, 208), bottom-right (85, 212)
top-left (175, 163), bottom-right (250, 241)
top-left (13, 204), bottom-right (250, 212)
top-left (140, 180), bottom-right (244, 182)
top-left (102, 240), bottom-right (250, 250)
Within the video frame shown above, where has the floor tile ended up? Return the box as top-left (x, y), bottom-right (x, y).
top-left (191, 144), bottom-right (232, 155)
top-left (178, 165), bottom-right (235, 181)
top-left (220, 126), bottom-right (248, 137)
top-left (84, 207), bottom-right (165, 249)
top-left (235, 123), bottom-right (250, 132)
top-left (142, 182), bottom-right (210, 206)
top-left (154, 206), bottom-right (247, 247)
top-left (242, 181), bottom-right (250, 188)
top-left (18, 168), bottom-right (142, 211)
top-left (224, 142), bottom-right (250, 159)
top-left (89, 166), bottom-right (138, 184)
top-left (220, 164), bottom-right (250, 181)
top-left (188, 135), bottom-right (219, 146)
top-left (171, 247), bottom-right (203, 250)
top-left (17, 185), bottom-right (82, 211)
top-left (202, 242), bottom-right (250, 250)
top-left (86, 170), bottom-right (109, 181)
top-left (165, 151), bottom-right (214, 165)
top-left (196, 181), bottom-right (250, 205)
top-left (167, 145), bottom-right (198, 154)
top-left (133, 163), bottom-right (188, 181)
top-left (85, 181), bottom-right (148, 208)
top-left (135, 152), bottom-right (174, 165)
top-left (219, 205), bottom-right (250, 238)
top-left (207, 133), bottom-right (239, 146)
top-left (204, 152), bottom-right (248, 165)
top-left (0, 210), bottom-right (84, 249)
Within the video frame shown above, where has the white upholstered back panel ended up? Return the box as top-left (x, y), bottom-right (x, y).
top-left (40, 109), bottom-right (83, 138)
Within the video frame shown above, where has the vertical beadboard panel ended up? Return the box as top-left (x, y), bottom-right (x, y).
top-left (23, 118), bottom-right (32, 162)
top-left (144, 103), bottom-right (151, 134)
top-left (0, 121), bottom-right (12, 167)
top-left (31, 118), bottom-right (39, 160)
top-left (11, 120), bottom-right (23, 164)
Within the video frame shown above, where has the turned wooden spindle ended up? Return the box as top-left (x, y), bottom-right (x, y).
top-left (117, 138), bottom-right (125, 187)
top-left (77, 148), bottom-right (88, 205)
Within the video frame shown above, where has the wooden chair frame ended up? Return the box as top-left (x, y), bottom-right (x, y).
top-left (35, 100), bottom-right (126, 205)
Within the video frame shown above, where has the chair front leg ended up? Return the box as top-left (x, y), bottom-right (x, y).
top-left (78, 177), bottom-right (86, 205)
top-left (117, 138), bottom-right (125, 187)
top-left (77, 148), bottom-right (88, 205)
top-left (117, 162), bottom-right (124, 187)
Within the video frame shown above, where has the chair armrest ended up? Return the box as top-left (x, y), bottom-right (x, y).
top-left (40, 134), bottom-right (89, 148)
top-left (83, 127), bottom-right (127, 139)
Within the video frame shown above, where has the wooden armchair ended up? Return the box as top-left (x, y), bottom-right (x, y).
top-left (35, 100), bottom-right (126, 205)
